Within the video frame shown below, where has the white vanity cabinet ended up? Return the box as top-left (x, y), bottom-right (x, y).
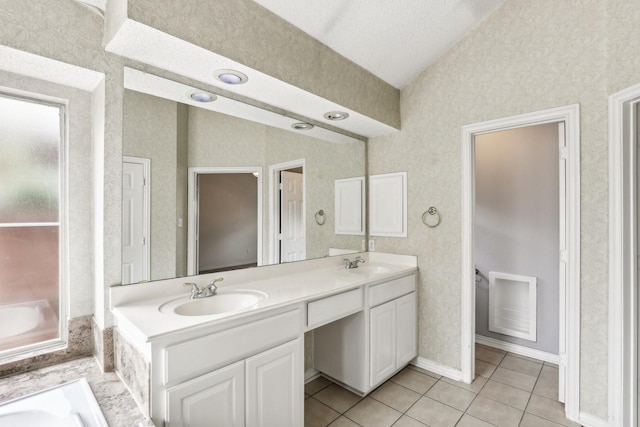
top-left (152, 308), bottom-right (303, 427)
top-left (313, 273), bottom-right (417, 395)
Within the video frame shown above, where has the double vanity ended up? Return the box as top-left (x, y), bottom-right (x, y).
top-left (110, 252), bottom-right (417, 426)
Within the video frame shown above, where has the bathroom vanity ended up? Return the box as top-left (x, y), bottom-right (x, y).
top-left (110, 252), bottom-right (417, 426)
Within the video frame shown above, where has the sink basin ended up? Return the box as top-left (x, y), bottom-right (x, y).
top-left (159, 289), bottom-right (267, 317)
top-left (340, 265), bottom-right (392, 275)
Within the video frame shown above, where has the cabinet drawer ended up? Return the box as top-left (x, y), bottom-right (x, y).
top-left (307, 288), bottom-right (363, 329)
top-left (369, 274), bottom-right (416, 307)
top-left (163, 309), bottom-right (301, 386)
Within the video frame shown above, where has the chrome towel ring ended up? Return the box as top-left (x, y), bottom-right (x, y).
top-left (315, 209), bottom-right (326, 225)
top-left (422, 207), bottom-right (441, 228)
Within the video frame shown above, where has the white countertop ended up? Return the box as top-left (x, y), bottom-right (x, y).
top-left (110, 252), bottom-right (417, 344)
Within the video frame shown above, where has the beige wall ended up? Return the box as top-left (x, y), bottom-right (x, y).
top-left (368, 0), bottom-right (640, 418)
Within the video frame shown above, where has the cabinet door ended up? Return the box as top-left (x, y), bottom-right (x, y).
top-left (166, 360), bottom-right (244, 427)
top-left (246, 339), bottom-right (302, 427)
top-left (370, 301), bottom-right (397, 387)
top-left (396, 292), bottom-right (417, 367)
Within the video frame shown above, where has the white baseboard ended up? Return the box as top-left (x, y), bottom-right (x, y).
top-left (411, 357), bottom-right (463, 382)
top-left (304, 368), bottom-right (320, 383)
top-left (579, 412), bottom-right (609, 427)
top-left (476, 334), bottom-right (560, 365)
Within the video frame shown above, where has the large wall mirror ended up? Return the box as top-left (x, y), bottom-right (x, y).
top-left (121, 69), bottom-right (366, 284)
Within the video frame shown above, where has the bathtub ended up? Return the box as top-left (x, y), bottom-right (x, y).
top-left (0, 378), bottom-right (108, 427)
top-left (0, 300), bottom-right (58, 351)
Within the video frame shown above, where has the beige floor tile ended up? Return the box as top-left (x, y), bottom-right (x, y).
top-left (441, 375), bottom-right (487, 394)
top-left (525, 394), bottom-right (574, 426)
top-left (405, 396), bottom-right (463, 427)
top-left (345, 397), bottom-right (402, 427)
top-left (407, 364), bottom-right (442, 379)
top-left (315, 383), bottom-right (362, 414)
top-left (371, 380), bottom-right (421, 412)
top-left (425, 380), bottom-right (476, 411)
top-left (328, 416), bottom-right (362, 427)
top-left (306, 376), bottom-right (333, 395)
top-left (479, 379), bottom-right (531, 410)
top-left (519, 413), bottom-right (566, 427)
top-left (476, 346), bottom-right (506, 365)
top-left (391, 415), bottom-right (429, 426)
top-left (491, 367), bottom-right (537, 392)
top-left (499, 355), bottom-right (542, 378)
top-left (305, 397), bottom-right (340, 427)
top-left (532, 365), bottom-right (559, 400)
top-left (390, 367), bottom-right (438, 394)
top-left (455, 414), bottom-right (496, 427)
top-left (476, 360), bottom-right (498, 378)
top-left (466, 395), bottom-right (523, 427)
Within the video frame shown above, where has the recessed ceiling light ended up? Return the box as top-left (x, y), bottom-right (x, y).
top-left (291, 122), bottom-right (314, 131)
top-left (188, 90), bottom-right (216, 103)
top-left (324, 111), bottom-right (349, 121)
top-left (215, 69), bottom-right (248, 85)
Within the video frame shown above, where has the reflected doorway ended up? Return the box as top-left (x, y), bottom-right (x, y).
top-left (187, 167), bottom-right (262, 275)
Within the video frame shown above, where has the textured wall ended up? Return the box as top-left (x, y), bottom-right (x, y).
top-left (367, 0), bottom-right (619, 418)
top-left (475, 124), bottom-right (559, 354)
top-left (127, 0), bottom-right (400, 129)
top-left (123, 90), bottom-right (177, 281)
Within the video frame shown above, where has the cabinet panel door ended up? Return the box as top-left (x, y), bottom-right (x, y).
top-left (396, 293), bottom-right (417, 367)
top-left (246, 339), bottom-right (302, 427)
top-left (370, 301), bottom-right (397, 387)
top-left (166, 361), bottom-right (244, 427)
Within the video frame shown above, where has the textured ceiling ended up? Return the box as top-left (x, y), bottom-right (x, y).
top-left (251, 0), bottom-right (505, 89)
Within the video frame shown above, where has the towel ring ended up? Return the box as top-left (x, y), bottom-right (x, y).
top-left (422, 207), bottom-right (441, 228)
top-left (315, 209), bottom-right (326, 225)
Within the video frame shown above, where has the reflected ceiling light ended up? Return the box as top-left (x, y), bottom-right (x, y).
top-left (252, 171), bottom-right (259, 177)
top-left (324, 111), bottom-right (349, 121)
top-left (188, 90), bottom-right (216, 103)
top-left (291, 122), bottom-right (314, 131)
top-left (215, 69), bottom-right (248, 85)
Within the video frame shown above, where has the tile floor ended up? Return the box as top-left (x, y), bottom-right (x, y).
top-left (305, 344), bottom-right (582, 427)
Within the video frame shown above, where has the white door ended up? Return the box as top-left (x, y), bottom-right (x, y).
top-left (166, 361), bottom-right (245, 427)
top-left (246, 339), bottom-right (302, 427)
top-left (370, 301), bottom-right (397, 387)
top-left (122, 159), bottom-right (148, 284)
top-left (279, 171), bottom-right (305, 262)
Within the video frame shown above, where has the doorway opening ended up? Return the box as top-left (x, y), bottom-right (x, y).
top-left (462, 105), bottom-right (581, 420)
top-left (187, 167), bottom-right (262, 275)
top-left (269, 159), bottom-right (306, 264)
top-left (608, 82), bottom-right (640, 427)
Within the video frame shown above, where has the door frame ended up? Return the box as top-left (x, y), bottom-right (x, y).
top-left (461, 104), bottom-right (581, 419)
top-left (608, 82), bottom-right (640, 427)
top-left (187, 166), bottom-right (263, 275)
top-left (122, 155), bottom-right (150, 283)
top-left (268, 159), bottom-right (306, 264)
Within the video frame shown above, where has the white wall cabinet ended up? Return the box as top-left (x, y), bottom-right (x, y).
top-left (369, 172), bottom-right (407, 237)
top-left (335, 177), bottom-right (365, 235)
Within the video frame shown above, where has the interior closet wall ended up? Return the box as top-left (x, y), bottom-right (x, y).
top-left (474, 123), bottom-right (559, 354)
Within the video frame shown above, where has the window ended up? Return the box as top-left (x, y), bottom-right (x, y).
top-left (0, 92), bottom-right (65, 356)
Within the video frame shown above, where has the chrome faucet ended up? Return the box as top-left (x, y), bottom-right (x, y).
top-left (184, 278), bottom-right (224, 299)
top-left (343, 256), bottom-right (366, 269)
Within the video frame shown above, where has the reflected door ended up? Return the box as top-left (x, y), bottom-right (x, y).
top-left (122, 158), bottom-right (148, 284)
top-left (279, 171), bottom-right (305, 262)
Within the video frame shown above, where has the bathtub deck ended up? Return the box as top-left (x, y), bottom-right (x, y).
top-left (0, 356), bottom-right (154, 426)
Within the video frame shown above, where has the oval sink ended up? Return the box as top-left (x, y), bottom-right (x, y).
top-left (160, 289), bottom-right (267, 317)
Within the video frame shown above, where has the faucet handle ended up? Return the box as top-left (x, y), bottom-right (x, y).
top-left (184, 282), bottom-right (201, 299)
top-left (204, 277), bottom-right (223, 296)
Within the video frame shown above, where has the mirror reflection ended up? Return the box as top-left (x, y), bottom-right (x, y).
top-left (121, 75), bottom-right (366, 284)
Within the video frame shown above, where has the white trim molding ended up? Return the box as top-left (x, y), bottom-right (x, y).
top-left (608, 82), bottom-right (640, 427)
top-left (461, 104), bottom-right (581, 421)
top-left (411, 357), bottom-right (463, 382)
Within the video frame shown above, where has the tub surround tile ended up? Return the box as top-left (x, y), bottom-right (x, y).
top-left (0, 315), bottom-right (92, 378)
top-left (92, 318), bottom-right (114, 372)
top-left (0, 356), bottom-right (152, 426)
top-left (114, 328), bottom-right (151, 417)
